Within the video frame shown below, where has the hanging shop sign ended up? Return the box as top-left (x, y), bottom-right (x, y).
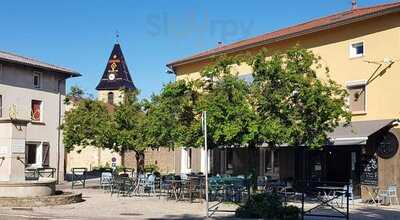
top-left (377, 132), bottom-right (398, 159)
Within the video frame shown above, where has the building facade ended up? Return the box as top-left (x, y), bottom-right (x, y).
top-left (0, 50), bottom-right (79, 182)
top-left (167, 2), bottom-right (400, 199)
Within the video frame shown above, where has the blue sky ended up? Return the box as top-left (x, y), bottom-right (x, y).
top-left (0, 0), bottom-right (392, 99)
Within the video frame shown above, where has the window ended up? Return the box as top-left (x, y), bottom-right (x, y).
top-left (187, 148), bottom-right (192, 169)
top-left (31, 100), bottom-right (43, 122)
top-left (226, 149), bottom-right (234, 171)
top-left (347, 81), bottom-right (366, 114)
top-left (26, 144), bottom-right (38, 165)
top-left (107, 92), bottom-right (114, 105)
top-left (273, 150), bottom-right (280, 175)
top-left (350, 42), bottom-right (364, 58)
top-left (265, 150), bottom-right (279, 177)
top-left (0, 95), bottom-right (2, 118)
top-left (33, 72), bottom-right (41, 88)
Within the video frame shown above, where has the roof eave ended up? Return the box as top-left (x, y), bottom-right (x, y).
top-left (0, 57), bottom-right (81, 78)
top-left (167, 6), bottom-right (400, 71)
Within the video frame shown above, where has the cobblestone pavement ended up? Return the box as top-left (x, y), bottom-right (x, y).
top-left (0, 180), bottom-right (399, 219)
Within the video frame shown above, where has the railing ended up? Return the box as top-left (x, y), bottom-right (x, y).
top-left (25, 167), bottom-right (56, 180)
top-left (297, 181), bottom-right (350, 220)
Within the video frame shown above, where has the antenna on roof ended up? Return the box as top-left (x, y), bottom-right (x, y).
top-left (351, 0), bottom-right (357, 10)
top-left (115, 30), bottom-right (120, 44)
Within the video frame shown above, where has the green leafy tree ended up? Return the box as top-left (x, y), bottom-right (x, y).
top-left (111, 90), bottom-right (148, 173)
top-left (144, 81), bottom-right (202, 151)
top-left (69, 85), bottom-right (85, 99)
top-left (62, 98), bottom-right (113, 153)
top-left (198, 47), bottom-right (351, 186)
top-left (64, 85), bottom-right (85, 105)
top-left (199, 55), bottom-right (260, 188)
top-left (248, 47), bottom-right (351, 149)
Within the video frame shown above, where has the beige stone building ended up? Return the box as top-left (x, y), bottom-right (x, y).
top-left (166, 2), bottom-right (400, 199)
top-left (0, 50), bottom-right (79, 182)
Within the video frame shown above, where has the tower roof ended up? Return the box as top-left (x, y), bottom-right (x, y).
top-left (96, 43), bottom-right (136, 91)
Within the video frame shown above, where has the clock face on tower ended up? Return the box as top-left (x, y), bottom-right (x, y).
top-left (108, 73), bottom-right (116, 80)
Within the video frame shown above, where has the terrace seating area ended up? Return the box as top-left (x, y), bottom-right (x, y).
top-left (67, 167), bottom-right (400, 216)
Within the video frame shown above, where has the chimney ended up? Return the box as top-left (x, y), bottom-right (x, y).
top-left (217, 41), bottom-right (223, 48)
top-left (351, 0), bottom-right (357, 10)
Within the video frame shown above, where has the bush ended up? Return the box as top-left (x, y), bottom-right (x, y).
top-left (144, 164), bottom-right (159, 173)
top-left (235, 193), bottom-right (300, 219)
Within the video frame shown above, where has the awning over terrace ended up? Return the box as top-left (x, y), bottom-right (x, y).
top-left (327, 119), bottom-right (398, 146)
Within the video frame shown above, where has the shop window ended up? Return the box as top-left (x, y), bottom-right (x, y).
top-left (33, 72), bottom-right (41, 88)
top-left (265, 150), bottom-right (279, 177)
top-left (350, 42), bottom-right (364, 58)
top-left (347, 81), bottom-right (366, 114)
top-left (31, 100), bottom-right (43, 122)
top-left (273, 150), bottom-right (279, 175)
top-left (107, 92), bottom-right (114, 105)
top-left (226, 149), bottom-right (234, 171)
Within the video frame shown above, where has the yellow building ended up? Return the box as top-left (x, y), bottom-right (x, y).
top-left (167, 2), bottom-right (400, 200)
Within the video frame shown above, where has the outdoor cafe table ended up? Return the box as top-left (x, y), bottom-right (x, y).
top-left (165, 179), bottom-right (185, 200)
top-left (364, 186), bottom-right (380, 205)
top-left (316, 186), bottom-right (345, 206)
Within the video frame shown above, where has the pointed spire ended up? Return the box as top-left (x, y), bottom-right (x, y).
top-left (115, 30), bottom-right (120, 44)
top-left (351, 0), bottom-right (357, 10)
top-left (96, 43), bottom-right (136, 91)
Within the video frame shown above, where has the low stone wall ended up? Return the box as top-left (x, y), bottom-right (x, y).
top-left (0, 178), bottom-right (56, 197)
top-left (0, 191), bottom-right (82, 207)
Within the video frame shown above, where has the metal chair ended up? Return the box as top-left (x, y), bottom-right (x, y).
top-left (71, 168), bottom-right (87, 189)
top-left (387, 185), bottom-right (399, 205)
top-left (146, 174), bottom-right (157, 196)
top-left (100, 172), bottom-right (113, 191)
top-left (340, 184), bottom-right (354, 208)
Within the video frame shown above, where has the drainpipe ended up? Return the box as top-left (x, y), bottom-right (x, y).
top-left (57, 79), bottom-right (62, 184)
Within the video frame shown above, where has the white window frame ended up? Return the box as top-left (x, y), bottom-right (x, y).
top-left (349, 41), bottom-right (364, 59)
top-left (0, 95), bottom-right (2, 118)
top-left (31, 100), bottom-right (44, 122)
top-left (346, 80), bottom-right (367, 115)
top-left (0, 64), bottom-right (3, 82)
top-left (33, 72), bottom-right (42, 89)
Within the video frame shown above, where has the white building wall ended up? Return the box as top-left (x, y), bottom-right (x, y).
top-left (0, 62), bottom-right (68, 182)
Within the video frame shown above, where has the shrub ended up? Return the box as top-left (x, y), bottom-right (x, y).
top-left (144, 164), bottom-right (159, 173)
top-left (235, 193), bottom-right (300, 219)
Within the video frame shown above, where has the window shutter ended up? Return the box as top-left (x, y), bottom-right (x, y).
top-left (25, 144), bottom-right (29, 167)
top-left (42, 142), bottom-right (50, 167)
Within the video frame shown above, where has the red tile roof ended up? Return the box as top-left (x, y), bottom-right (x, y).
top-left (167, 1), bottom-right (400, 68)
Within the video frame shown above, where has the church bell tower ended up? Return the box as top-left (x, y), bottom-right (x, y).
top-left (96, 43), bottom-right (136, 105)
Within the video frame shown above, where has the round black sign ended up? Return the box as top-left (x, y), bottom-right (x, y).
top-left (377, 132), bottom-right (399, 159)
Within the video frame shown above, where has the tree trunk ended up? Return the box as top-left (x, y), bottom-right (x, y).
top-left (135, 151), bottom-right (145, 174)
top-left (247, 143), bottom-right (257, 194)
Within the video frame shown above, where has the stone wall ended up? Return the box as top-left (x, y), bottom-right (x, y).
top-left (124, 148), bottom-right (178, 174)
top-left (66, 146), bottom-right (121, 172)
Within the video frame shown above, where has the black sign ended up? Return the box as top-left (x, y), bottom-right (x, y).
top-left (360, 156), bottom-right (378, 185)
top-left (377, 132), bottom-right (399, 159)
